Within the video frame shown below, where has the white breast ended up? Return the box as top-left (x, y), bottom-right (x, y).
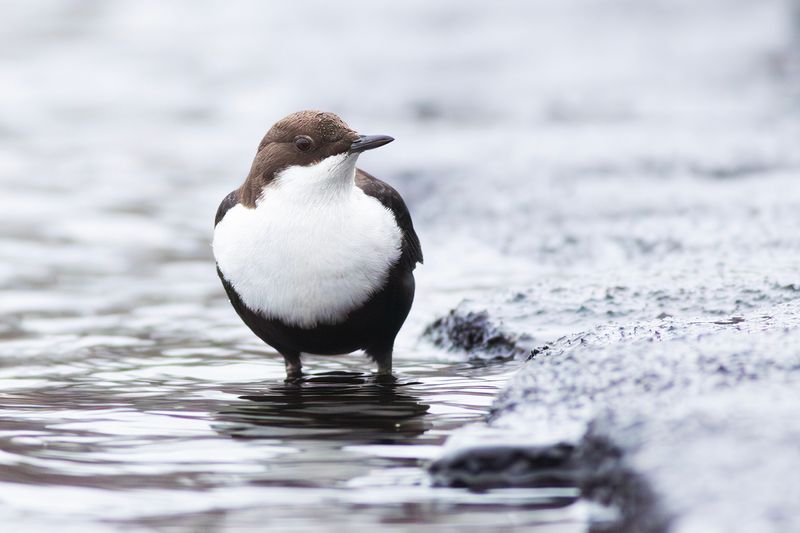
top-left (213, 154), bottom-right (402, 329)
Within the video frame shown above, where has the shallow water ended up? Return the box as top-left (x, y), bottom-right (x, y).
top-left (0, 349), bottom-right (581, 531)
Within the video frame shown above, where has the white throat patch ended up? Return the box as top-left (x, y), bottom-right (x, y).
top-left (213, 153), bottom-right (403, 328)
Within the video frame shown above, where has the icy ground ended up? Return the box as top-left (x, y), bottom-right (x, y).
top-left (417, 1), bottom-right (800, 529)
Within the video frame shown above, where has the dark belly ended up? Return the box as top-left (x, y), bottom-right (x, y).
top-left (218, 266), bottom-right (415, 355)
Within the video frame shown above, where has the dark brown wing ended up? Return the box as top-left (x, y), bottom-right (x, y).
top-left (215, 189), bottom-right (240, 226)
top-left (356, 169), bottom-right (423, 270)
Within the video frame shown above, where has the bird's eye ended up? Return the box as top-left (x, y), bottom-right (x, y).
top-left (294, 136), bottom-right (313, 152)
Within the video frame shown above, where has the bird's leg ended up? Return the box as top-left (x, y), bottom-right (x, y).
top-left (367, 343), bottom-right (393, 377)
top-left (282, 351), bottom-right (302, 380)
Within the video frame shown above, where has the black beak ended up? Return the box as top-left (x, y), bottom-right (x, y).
top-left (349, 134), bottom-right (394, 154)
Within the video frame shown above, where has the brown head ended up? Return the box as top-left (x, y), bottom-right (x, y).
top-left (239, 111), bottom-right (393, 207)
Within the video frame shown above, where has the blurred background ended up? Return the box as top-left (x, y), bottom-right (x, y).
top-left (0, 1), bottom-right (799, 531)
top-left (2, 1), bottom-right (798, 334)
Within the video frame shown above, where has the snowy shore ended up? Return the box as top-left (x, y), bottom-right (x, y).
top-left (427, 301), bottom-right (800, 532)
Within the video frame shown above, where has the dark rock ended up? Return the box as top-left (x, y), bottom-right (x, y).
top-left (429, 442), bottom-right (577, 490)
top-left (527, 344), bottom-right (551, 361)
top-left (422, 307), bottom-right (531, 360)
top-left (577, 431), bottom-right (671, 533)
top-left (712, 316), bottom-right (745, 325)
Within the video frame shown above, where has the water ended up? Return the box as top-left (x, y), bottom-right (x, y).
top-left (0, 349), bottom-right (581, 531)
top-left (1, 0), bottom-right (797, 530)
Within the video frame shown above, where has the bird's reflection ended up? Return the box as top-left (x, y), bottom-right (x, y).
top-left (215, 371), bottom-right (431, 443)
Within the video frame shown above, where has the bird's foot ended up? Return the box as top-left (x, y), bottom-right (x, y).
top-left (284, 367), bottom-right (303, 383)
top-left (368, 346), bottom-right (393, 381)
top-left (375, 359), bottom-right (393, 381)
top-left (283, 352), bottom-right (303, 382)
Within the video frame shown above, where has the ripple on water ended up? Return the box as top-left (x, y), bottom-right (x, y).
top-left (0, 347), bottom-right (583, 531)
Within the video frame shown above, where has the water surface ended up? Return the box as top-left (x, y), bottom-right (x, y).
top-left (0, 349), bottom-right (582, 531)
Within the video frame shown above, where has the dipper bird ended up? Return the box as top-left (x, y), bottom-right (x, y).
top-left (213, 111), bottom-right (422, 379)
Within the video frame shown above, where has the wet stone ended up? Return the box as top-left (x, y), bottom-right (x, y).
top-left (422, 307), bottom-right (532, 361)
top-left (478, 302), bottom-right (800, 533)
top-left (429, 443), bottom-right (578, 490)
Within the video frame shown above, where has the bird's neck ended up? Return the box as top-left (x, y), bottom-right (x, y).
top-left (259, 153), bottom-right (358, 207)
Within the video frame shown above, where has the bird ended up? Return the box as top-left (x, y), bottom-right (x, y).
top-left (213, 111), bottom-right (422, 379)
